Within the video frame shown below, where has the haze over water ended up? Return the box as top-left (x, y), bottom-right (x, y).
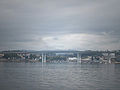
top-left (0, 62), bottom-right (120, 90)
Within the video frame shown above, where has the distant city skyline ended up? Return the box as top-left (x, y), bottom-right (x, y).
top-left (0, 0), bottom-right (120, 51)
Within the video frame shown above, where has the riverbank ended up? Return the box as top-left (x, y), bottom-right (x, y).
top-left (0, 59), bottom-right (40, 63)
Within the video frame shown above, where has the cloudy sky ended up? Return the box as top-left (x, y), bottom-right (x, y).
top-left (0, 0), bottom-right (120, 51)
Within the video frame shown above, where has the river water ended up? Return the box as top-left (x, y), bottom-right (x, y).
top-left (0, 62), bottom-right (120, 90)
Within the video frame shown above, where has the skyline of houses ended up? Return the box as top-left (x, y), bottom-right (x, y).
top-left (0, 50), bottom-right (120, 63)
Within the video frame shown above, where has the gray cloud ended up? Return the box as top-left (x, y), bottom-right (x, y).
top-left (0, 0), bottom-right (120, 50)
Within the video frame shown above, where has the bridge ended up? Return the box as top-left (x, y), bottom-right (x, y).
top-left (41, 52), bottom-right (82, 63)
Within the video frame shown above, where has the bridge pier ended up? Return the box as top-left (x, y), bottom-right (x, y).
top-left (77, 53), bottom-right (82, 63)
top-left (42, 53), bottom-right (46, 63)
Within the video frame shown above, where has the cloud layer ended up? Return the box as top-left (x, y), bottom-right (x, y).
top-left (0, 0), bottom-right (120, 50)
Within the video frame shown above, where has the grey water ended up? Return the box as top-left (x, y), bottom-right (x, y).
top-left (0, 62), bottom-right (120, 90)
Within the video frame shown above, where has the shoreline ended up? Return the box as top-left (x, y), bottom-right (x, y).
top-left (0, 59), bottom-right (120, 64)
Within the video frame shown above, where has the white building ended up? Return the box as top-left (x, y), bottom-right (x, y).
top-left (67, 57), bottom-right (77, 62)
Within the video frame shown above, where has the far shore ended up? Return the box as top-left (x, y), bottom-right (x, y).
top-left (0, 59), bottom-right (40, 63)
top-left (0, 59), bottom-right (120, 64)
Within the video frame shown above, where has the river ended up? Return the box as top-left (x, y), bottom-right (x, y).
top-left (0, 62), bottom-right (120, 90)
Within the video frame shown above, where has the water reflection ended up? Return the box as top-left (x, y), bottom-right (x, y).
top-left (0, 62), bottom-right (120, 90)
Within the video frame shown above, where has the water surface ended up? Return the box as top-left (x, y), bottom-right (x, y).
top-left (0, 62), bottom-right (120, 90)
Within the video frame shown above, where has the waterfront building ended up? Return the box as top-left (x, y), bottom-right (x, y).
top-left (0, 54), bottom-right (4, 58)
top-left (67, 57), bottom-right (77, 62)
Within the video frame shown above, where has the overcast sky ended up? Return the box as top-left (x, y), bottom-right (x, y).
top-left (0, 0), bottom-right (120, 51)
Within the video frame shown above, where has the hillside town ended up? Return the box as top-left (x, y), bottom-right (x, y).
top-left (0, 50), bottom-right (120, 64)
